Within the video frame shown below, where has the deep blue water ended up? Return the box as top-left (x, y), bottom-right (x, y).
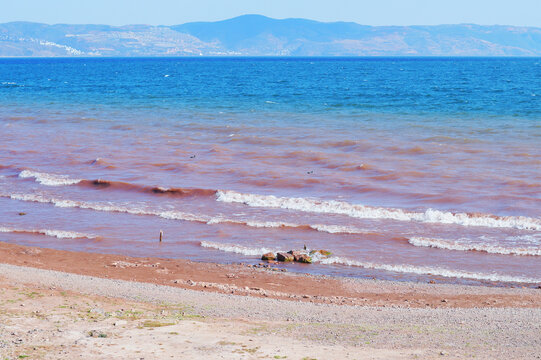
top-left (1, 57), bottom-right (540, 122)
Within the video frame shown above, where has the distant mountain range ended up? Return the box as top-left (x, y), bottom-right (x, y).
top-left (1, 14), bottom-right (541, 57)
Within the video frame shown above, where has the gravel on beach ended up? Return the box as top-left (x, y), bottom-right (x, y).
top-left (1, 263), bottom-right (541, 360)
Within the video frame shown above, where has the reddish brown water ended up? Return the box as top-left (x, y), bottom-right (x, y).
top-left (1, 58), bottom-right (540, 286)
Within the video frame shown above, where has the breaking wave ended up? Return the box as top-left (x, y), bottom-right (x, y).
top-left (19, 170), bottom-right (82, 186)
top-left (18, 170), bottom-right (215, 198)
top-left (216, 190), bottom-right (541, 231)
top-left (318, 256), bottom-right (541, 283)
top-left (1, 192), bottom-right (369, 235)
top-left (200, 241), bottom-right (278, 256)
top-left (200, 241), bottom-right (541, 283)
top-left (0, 226), bottom-right (95, 240)
top-left (408, 237), bottom-right (541, 256)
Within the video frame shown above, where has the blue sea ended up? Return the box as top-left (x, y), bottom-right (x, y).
top-left (0, 57), bottom-right (540, 286)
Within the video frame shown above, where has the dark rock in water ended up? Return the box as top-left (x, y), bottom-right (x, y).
top-left (276, 252), bottom-right (294, 262)
top-left (18, 212), bottom-right (26, 216)
top-left (261, 252), bottom-right (276, 261)
top-left (295, 254), bottom-right (312, 264)
top-left (288, 250), bottom-right (302, 257)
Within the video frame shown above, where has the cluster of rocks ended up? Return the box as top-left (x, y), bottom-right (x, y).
top-left (261, 249), bottom-right (332, 264)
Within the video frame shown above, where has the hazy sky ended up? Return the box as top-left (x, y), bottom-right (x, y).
top-left (1, 0), bottom-right (539, 27)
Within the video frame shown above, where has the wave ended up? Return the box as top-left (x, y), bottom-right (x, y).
top-left (408, 237), bottom-right (541, 256)
top-left (504, 234), bottom-right (541, 245)
top-left (147, 186), bottom-right (216, 197)
top-left (200, 241), bottom-right (278, 256)
top-left (19, 170), bottom-right (82, 186)
top-left (200, 241), bottom-right (541, 283)
top-left (318, 256), bottom-right (540, 284)
top-left (18, 170), bottom-right (216, 198)
top-left (199, 241), bottom-right (330, 262)
top-left (3, 192), bottom-right (211, 221)
top-left (228, 220), bottom-right (371, 235)
top-left (79, 179), bottom-right (215, 198)
top-left (1, 192), bottom-right (369, 235)
top-left (0, 226), bottom-right (95, 240)
top-left (216, 190), bottom-right (541, 231)
top-left (89, 158), bottom-right (117, 169)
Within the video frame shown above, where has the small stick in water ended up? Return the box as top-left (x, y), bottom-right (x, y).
top-left (159, 230), bottom-right (163, 242)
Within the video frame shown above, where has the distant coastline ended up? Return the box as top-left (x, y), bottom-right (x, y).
top-left (1, 15), bottom-right (541, 57)
top-left (1, 55), bottom-right (541, 59)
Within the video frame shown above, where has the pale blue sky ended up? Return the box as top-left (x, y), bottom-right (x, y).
top-left (1, 0), bottom-right (539, 27)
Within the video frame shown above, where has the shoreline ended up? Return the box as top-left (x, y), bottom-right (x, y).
top-left (1, 241), bottom-right (539, 309)
top-left (1, 241), bottom-right (541, 359)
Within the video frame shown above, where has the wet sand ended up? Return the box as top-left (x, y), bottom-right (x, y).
top-left (0, 241), bottom-right (539, 309)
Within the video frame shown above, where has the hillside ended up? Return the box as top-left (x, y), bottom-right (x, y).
top-left (1, 14), bottom-right (541, 56)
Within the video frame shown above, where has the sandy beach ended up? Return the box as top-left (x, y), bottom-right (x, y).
top-left (1, 241), bottom-right (540, 359)
top-left (1, 21), bottom-right (541, 360)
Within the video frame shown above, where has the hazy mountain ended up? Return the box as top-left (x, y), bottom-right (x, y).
top-left (1, 14), bottom-right (541, 57)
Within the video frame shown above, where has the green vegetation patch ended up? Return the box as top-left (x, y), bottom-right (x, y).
top-left (142, 320), bottom-right (175, 328)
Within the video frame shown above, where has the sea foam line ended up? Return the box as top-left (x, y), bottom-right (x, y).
top-left (216, 190), bottom-right (541, 231)
top-left (19, 170), bottom-right (82, 186)
top-left (1, 192), bottom-right (369, 235)
top-left (200, 241), bottom-right (541, 284)
top-left (200, 241), bottom-right (279, 257)
top-left (17, 170), bottom-right (541, 232)
top-left (408, 237), bottom-right (541, 256)
top-left (0, 226), bottom-right (94, 240)
top-left (318, 257), bottom-right (540, 284)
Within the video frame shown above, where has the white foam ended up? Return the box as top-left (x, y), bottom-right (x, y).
top-left (19, 170), bottom-right (82, 186)
top-left (5, 193), bottom-right (205, 223)
top-left (200, 241), bottom-right (278, 256)
top-left (319, 256), bottom-right (540, 284)
top-left (504, 234), bottom-right (541, 245)
top-left (242, 220), bottom-right (367, 234)
top-left (408, 237), bottom-right (541, 256)
top-left (199, 239), bottom-right (541, 283)
top-left (201, 241), bottom-right (330, 262)
top-left (310, 224), bottom-right (368, 234)
top-left (2, 192), bottom-right (367, 235)
top-left (41, 229), bottom-right (94, 239)
top-left (0, 226), bottom-right (94, 239)
top-left (216, 190), bottom-right (541, 231)
top-left (244, 220), bottom-right (297, 228)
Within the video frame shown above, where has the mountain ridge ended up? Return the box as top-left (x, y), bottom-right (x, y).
top-left (1, 14), bottom-right (541, 57)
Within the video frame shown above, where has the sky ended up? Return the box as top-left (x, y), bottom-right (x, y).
top-left (1, 0), bottom-right (540, 27)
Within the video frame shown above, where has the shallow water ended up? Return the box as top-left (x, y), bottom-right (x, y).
top-left (0, 57), bottom-right (540, 286)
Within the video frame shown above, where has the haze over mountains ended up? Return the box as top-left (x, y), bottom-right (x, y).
top-left (1, 14), bottom-right (541, 57)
